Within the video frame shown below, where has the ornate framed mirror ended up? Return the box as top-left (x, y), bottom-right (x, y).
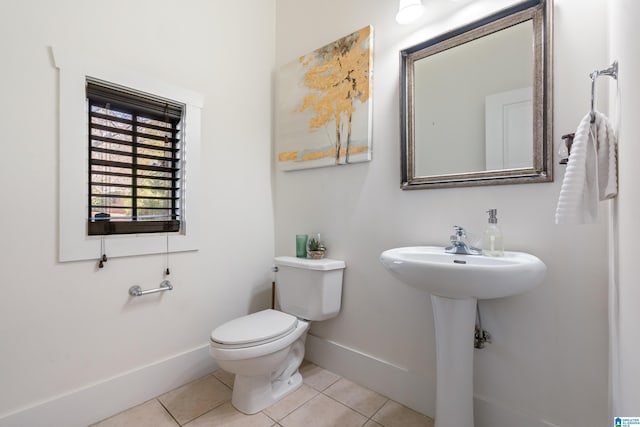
top-left (400, 0), bottom-right (553, 189)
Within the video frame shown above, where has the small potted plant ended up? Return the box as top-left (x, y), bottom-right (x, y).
top-left (306, 233), bottom-right (326, 259)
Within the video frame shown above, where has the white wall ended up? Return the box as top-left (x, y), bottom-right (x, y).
top-left (275, 0), bottom-right (609, 426)
top-left (609, 0), bottom-right (640, 416)
top-left (0, 0), bottom-right (275, 424)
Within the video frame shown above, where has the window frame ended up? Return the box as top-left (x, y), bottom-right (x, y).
top-left (54, 46), bottom-right (203, 262)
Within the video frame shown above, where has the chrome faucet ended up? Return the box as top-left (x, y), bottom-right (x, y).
top-left (445, 226), bottom-right (482, 255)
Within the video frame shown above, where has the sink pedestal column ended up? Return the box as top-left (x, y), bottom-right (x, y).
top-left (431, 295), bottom-right (476, 427)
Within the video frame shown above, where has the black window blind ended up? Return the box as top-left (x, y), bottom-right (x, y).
top-left (87, 78), bottom-right (183, 235)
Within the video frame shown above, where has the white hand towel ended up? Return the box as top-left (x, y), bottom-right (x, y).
top-left (555, 110), bottom-right (618, 224)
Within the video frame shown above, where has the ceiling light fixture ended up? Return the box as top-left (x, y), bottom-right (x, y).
top-left (396, 0), bottom-right (424, 25)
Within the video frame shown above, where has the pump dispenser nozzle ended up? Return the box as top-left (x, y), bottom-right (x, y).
top-left (487, 209), bottom-right (498, 224)
top-left (482, 209), bottom-right (503, 256)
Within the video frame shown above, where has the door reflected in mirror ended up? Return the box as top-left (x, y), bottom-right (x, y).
top-left (400, 0), bottom-right (553, 189)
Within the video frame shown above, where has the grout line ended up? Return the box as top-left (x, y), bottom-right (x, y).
top-left (210, 374), bottom-right (233, 391)
top-left (160, 374), bottom-right (232, 426)
top-left (265, 386), bottom-right (321, 423)
top-left (176, 399), bottom-right (231, 426)
top-left (367, 398), bottom-right (391, 427)
top-left (155, 398), bottom-right (182, 426)
top-left (321, 387), bottom-right (390, 421)
top-left (262, 410), bottom-right (279, 423)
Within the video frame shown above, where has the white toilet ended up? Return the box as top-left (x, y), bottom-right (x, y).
top-left (209, 256), bottom-right (345, 414)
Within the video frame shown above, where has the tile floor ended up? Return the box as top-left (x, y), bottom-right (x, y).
top-left (91, 361), bottom-right (434, 427)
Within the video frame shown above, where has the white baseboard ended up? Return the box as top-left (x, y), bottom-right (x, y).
top-left (0, 345), bottom-right (217, 427)
top-left (305, 334), bottom-right (559, 427)
top-left (305, 333), bottom-right (437, 417)
top-left (474, 394), bottom-right (560, 427)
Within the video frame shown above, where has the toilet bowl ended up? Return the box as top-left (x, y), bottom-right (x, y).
top-left (209, 256), bottom-right (345, 414)
top-left (210, 309), bottom-right (309, 414)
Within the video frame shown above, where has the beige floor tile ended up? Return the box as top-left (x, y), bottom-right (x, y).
top-left (279, 394), bottom-right (367, 427)
top-left (299, 361), bottom-right (340, 391)
top-left (90, 399), bottom-right (177, 427)
top-left (185, 401), bottom-right (275, 427)
top-left (213, 369), bottom-right (235, 388)
top-left (363, 421), bottom-right (384, 427)
top-left (158, 375), bottom-right (232, 425)
top-left (262, 383), bottom-right (319, 421)
top-left (324, 378), bottom-right (388, 417)
top-left (371, 400), bottom-right (434, 427)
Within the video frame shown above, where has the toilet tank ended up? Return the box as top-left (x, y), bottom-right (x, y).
top-left (274, 256), bottom-right (345, 321)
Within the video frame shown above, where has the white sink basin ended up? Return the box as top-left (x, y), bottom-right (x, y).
top-left (380, 245), bottom-right (546, 427)
top-left (380, 246), bottom-right (546, 299)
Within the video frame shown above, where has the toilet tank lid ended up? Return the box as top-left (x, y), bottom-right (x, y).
top-left (274, 256), bottom-right (346, 271)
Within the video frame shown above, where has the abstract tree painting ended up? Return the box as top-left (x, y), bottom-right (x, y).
top-left (277, 26), bottom-right (373, 171)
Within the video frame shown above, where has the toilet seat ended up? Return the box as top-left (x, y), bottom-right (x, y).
top-left (210, 309), bottom-right (298, 349)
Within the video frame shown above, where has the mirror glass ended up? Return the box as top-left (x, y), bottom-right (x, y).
top-left (400, 0), bottom-right (552, 189)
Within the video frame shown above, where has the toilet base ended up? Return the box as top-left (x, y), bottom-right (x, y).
top-left (232, 370), bottom-right (303, 414)
top-left (229, 334), bottom-right (307, 414)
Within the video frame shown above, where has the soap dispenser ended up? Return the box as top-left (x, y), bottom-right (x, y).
top-left (482, 209), bottom-right (504, 256)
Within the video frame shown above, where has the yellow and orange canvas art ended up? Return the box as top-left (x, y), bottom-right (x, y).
top-left (277, 26), bottom-right (373, 171)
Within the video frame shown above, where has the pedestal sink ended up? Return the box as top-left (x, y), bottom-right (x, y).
top-left (380, 246), bottom-right (546, 427)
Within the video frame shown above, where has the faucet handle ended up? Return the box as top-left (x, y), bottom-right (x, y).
top-left (453, 225), bottom-right (466, 239)
top-left (447, 225), bottom-right (481, 255)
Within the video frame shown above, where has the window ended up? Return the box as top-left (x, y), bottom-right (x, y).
top-left (87, 79), bottom-right (183, 235)
top-left (54, 46), bottom-right (203, 262)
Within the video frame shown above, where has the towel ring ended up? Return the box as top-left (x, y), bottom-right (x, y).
top-left (590, 61), bottom-right (618, 123)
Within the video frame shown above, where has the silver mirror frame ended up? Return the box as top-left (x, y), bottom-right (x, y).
top-left (400, 0), bottom-right (553, 189)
